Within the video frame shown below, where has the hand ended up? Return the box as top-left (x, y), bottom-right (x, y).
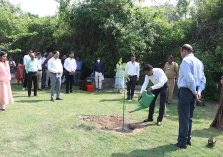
top-left (196, 92), bottom-right (202, 101)
top-left (147, 87), bottom-right (153, 93)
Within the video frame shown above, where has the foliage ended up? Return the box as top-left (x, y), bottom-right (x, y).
top-left (1, 0), bottom-right (223, 99)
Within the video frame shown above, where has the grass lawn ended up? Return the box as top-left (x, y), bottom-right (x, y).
top-left (0, 85), bottom-right (222, 157)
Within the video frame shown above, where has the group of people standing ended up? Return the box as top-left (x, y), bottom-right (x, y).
top-left (0, 44), bottom-right (222, 149)
top-left (118, 44), bottom-right (208, 149)
top-left (22, 51), bottom-right (85, 101)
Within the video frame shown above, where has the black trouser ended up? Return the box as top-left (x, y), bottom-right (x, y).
top-left (148, 83), bottom-right (167, 122)
top-left (23, 70), bottom-right (28, 88)
top-left (27, 72), bottom-right (38, 97)
top-left (65, 73), bottom-right (74, 93)
top-left (127, 75), bottom-right (137, 99)
top-left (177, 88), bottom-right (195, 146)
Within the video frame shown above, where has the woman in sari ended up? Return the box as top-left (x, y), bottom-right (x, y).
top-left (114, 58), bottom-right (125, 92)
top-left (0, 50), bottom-right (13, 112)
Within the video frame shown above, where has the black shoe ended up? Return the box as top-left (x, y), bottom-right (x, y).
top-left (187, 141), bottom-right (191, 146)
top-left (51, 98), bottom-right (54, 102)
top-left (56, 98), bottom-right (63, 100)
top-left (172, 143), bottom-right (187, 149)
top-left (143, 118), bottom-right (153, 122)
top-left (157, 121), bottom-right (162, 126)
top-left (127, 97), bottom-right (131, 100)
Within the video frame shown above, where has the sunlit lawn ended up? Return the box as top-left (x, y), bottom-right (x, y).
top-left (0, 85), bottom-right (222, 157)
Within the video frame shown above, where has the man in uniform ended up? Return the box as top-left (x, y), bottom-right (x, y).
top-left (163, 55), bottom-right (178, 104)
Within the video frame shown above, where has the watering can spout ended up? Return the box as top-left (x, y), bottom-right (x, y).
top-left (129, 90), bottom-right (155, 113)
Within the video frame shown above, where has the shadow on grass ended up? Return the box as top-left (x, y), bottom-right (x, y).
top-left (192, 127), bottom-right (223, 138)
top-left (15, 99), bottom-right (48, 103)
top-left (111, 144), bottom-right (177, 157)
top-left (13, 95), bottom-right (28, 98)
top-left (100, 98), bottom-right (123, 102)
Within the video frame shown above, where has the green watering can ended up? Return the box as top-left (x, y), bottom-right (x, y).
top-left (129, 90), bottom-right (155, 113)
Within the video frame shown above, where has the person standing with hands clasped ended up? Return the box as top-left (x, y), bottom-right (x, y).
top-left (94, 58), bottom-right (104, 91)
top-left (163, 55), bottom-right (178, 104)
top-left (25, 52), bottom-right (38, 97)
top-left (48, 51), bottom-right (63, 102)
top-left (125, 55), bottom-right (140, 100)
top-left (0, 50), bottom-right (13, 112)
top-left (141, 64), bottom-right (168, 126)
top-left (64, 52), bottom-right (76, 94)
top-left (173, 44), bottom-right (206, 149)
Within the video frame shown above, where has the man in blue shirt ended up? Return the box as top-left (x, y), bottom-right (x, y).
top-left (173, 44), bottom-right (206, 149)
top-left (25, 52), bottom-right (38, 97)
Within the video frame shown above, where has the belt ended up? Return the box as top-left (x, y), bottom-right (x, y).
top-left (28, 71), bottom-right (37, 73)
top-left (38, 70), bottom-right (42, 71)
top-left (179, 87), bottom-right (192, 93)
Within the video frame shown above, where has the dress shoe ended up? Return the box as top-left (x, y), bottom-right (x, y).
top-left (157, 121), bottom-right (162, 126)
top-left (172, 143), bottom-right (187, 149)
top-left (187, 141), bottom-right (191, 146)
top-left (56, 98), bottom-right (63, 100)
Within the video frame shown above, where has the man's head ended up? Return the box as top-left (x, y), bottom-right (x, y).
top-left (131, 54), bottom-right (136, 63)
top-left (44, 52), bottom-right (48, 57)
top-left (167, 55), bottom-right (174, 64)
top-left (97, 58), bottom-right (100, 63)
top-left (69, 52), bottom-right (74, 58)
top-left (37, 52), bottom-right (41, 59)
top-left (53, 51), bottom-right (60, 59)
top-left (48, 52), bottom-right (53, 58)
top-left (180, 44), bottom-right (193, 58)
top-left (28, 50), bottom-right (33, 55)
top-left (30, 52), bottom-right (35, 60)
top-left (143, 64), bottom-right (153, 76)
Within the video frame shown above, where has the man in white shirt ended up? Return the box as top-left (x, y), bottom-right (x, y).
top-left (125, 55), bottom-right (140, 100)
top-left (22, 50), bottom-right (32, 90)
top-left (64, 52), bottom-right (77, 93)
top-left (37, 52), bottom-right (43, 90)
top-left (48, 51), bottom-right (63, 102)
top-left (141, 64), bottom-right (168, 126)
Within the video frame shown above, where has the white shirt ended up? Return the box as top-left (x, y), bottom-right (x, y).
top-left (140, 68), bottom-right (168, 93)
top-left (37, 58), bottom-right (43, 70)
top-left (125, 61), bottom-right (140, 78)
top-left (23, 54), bottom-right (30, 66)
top-left (64, 58), bottom-right (77, 72)
top-left (48, 57), bottom-right (63, 74)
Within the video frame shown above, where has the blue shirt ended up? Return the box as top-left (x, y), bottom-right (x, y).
top-left (94, 62), bottom-right (104, 74)
top-left (25, 58), bottom-right (38, 73)
top-left (177, 53), bottom-right (206, 94)
top-left (76, 60), bottom-right (83, 71)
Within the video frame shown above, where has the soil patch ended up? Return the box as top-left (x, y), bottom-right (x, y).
top-left (78, 114), bottom-right (150, 134)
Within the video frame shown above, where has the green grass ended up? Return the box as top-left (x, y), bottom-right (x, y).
top-left (0, 85), bottom-right (222, 157)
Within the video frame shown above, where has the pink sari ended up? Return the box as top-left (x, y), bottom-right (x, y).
top-left (0, 61), bottom-right (13, 108)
